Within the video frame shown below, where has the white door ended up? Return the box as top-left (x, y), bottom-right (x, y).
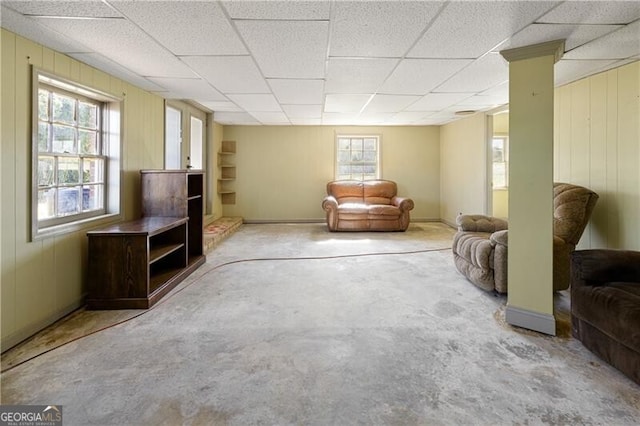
top-left (165, 101), bottom-right (206, 170)
top-left (165, 106), bottom-right (182, 170)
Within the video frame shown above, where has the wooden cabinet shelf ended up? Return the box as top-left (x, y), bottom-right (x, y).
top-left (218, 140), bottom-right (236, 204)
top-left (86, 170), bottom-right (206, 310)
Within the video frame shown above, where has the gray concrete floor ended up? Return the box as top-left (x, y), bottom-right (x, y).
top-left (1, 222), bottom-right (639, 425)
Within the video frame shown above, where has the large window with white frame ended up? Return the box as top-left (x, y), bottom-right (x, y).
top-left (32, 70), bottom-right (122, 240)
top-left (335, 135), bottom-right (380, 180)
top-left (492, 135), bottom-right (508, 189)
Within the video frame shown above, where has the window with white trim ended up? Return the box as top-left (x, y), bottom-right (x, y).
top-left (335, 135), bottom-right (380, 180)
top-left (32, 70), bottom-right (122, 240)
top-left (492, 136), bottom-right (508, 189)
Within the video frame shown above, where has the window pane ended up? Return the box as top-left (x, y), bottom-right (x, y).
top-left (338, 138), bottom-right (350, 150)
top-left (363, 150), bottom-right (376, 162)
top-left (52, 93), bottom-right (75, 124)
top-left (58, 157), bottom-right (80, 185)
top-left (364, 138), bottom-right (376, 150)
top-left (38, 156), bottom-right (55, 186)
top-left (38, 122), bottom-right (49, 152)
top-left (79, 130), bottom-right (98, 154)
top-left (351, 150), bottom-right (363, 162)
top-left (338, 150), bottom-right (350, 162)
top-left (82, 185), bottom-right (103, 211)
top-left (493, 163), bottom-right (506, 188)
top-left (53, 125), bottom-right (76, 153)
top-left (58, 187), bottom-right (81, 216)
top-left (78, 102), bottom-right (97, 129)
top-left (83, 158), bottom-right (104, 183)
top-left (38, 188), bottom-right (56, 219)
top-left (351, 138), bottom-right (363, 151)
top-left (38, 89), bottom-right (49, 120)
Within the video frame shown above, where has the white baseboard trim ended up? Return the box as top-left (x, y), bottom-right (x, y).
top-left (505, 305), bottom-right (556, 336)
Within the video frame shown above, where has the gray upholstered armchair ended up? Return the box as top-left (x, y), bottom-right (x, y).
top-left (451, 183), bottom-right (599, 293)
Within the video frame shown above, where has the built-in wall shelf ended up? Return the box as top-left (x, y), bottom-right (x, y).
top-left (218, 140), bottom-right (236, 205)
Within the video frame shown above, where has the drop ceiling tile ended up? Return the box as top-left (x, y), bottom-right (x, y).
top-left (34, 17), bottom-right (197, 78)
top-left (214, 112), bottom-right (260, 125)
top-left (268, 79), bottom-right (324, 104)
top-left (363, 95), bottom-right (421, 114)
top-left (110, 1), bottom-right (246, 56)
top-left (538, 2), bottom-right (640, 24)
top-left (147, 78), bottom-right (227, 101)
top-left (479, 82), bottom-right (509, 105)
top-left (235, 20), bottom-right (328, 78)
top-left (322, 113), bottom-right (358, 125)
top-left (0, 5), bottom-right (92, 53)
top-left (3, 1), bottom-right (122, 17)
top-left (250, 112), bottom-right (290, 124)
top-left (324, 94), bottom-right (372, 113)
top-left (289, 118), bottom-right (322, 125)
top-left (198, 101), bottom-right (243, 112)
top-left (325, 58), bottom-right (398, 94)
top-left (406, 93), bottom-right (474, 112)
top-left (379, 59), bottom-right (472, 95)
top-left (496, 23), bottom-right (622, 52)
top-left (388, 112), bottom-right (431, 124)
top-left (355, 113), bottom-right (396, 125)
top-left (282, 105), bottom-right (322, 119)
top-left (227, 94), bottom-right (282, 112)
top-left (408, 1), bottom-right (557, 59)
top-left (453, 96), bottom-right (503, 109)
top-left (562, 21), bottom-right (640, 60)
top-left (330, 1), bottom-right (443, 57)
top-left (181, 56), bottom-right (269, 94)
top-left (222, 0), bottom-right (330, 20)
top-left (555, 59), bottom-right (618, 86)
top-left (434, 53), bottom-right (508, 93)
top-left (69, 53), bottom-right (164, 92)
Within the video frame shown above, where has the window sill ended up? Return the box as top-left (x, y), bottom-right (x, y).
top-left (32, 212), bottom-right (123, 241)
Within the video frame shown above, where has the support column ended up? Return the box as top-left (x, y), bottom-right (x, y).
top-left (500, 40), bottom-right (565, 335)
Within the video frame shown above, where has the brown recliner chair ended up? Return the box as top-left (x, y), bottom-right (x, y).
top-left (571, 249), bottom-right (640, 385)
top-left (451, 183), bottom-right (599, 293)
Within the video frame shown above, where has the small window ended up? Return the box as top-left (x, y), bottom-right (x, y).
top-left (335, 135), bottom-right (380, 180)
top-left (32, 70), bottom-right (122, 240)
top-left (492, 136), bottom-right (508, 189)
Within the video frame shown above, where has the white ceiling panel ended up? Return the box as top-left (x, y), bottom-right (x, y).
top-left (268, 79), bottom-right (324, 104)
top-left (435, 53), bottom-right (508, 93)
top-left (250, 112), bottom-right (290, 124)
top-left (538, 2), bottom-right (640, 24)
top-left (181, 56), bottom-right (269, 94)
top-left (388, 112), bottom-right (431, 124)
top-left (235, 20), bottom-right (328, 78)
top-left (214, 112), bottom-right (260, 125)
top-left (496, 23), bottom-right (622, 52)
top-left (227, 94), bottom-right (282, 112)
top-left (325, 58), bottom-right (398, 94)
top-left (355, 113), bottom-right (396, 125)
top-left (453, 96), bottom-right (503, 109)
top-left (363, 95), bottom-right (421, 114)
top-left (408, 1), bottom-right (557, 59)
top-left (34, 17), bottom-right (197, 78)
top-left (222, 0), bottom-right (330, 20)
top-left (324, 94), bottom-right (372, 113)
top-left (109, 1), bottom-right (247, 56)
top-left (198, 101), bottom-right (243, 112)
top-left (479, 81), bottom-right (509, 105)
top-left (379, 59), bottom-right (472, 95)
top-left (0, 5), bottom-right (91, 53)
top-left (562, 21), bottom-right (640, 60)
top-left (146, 77), bottom-right (227, 101)
top-left (69, 53), bottom-right (165, 92)
top-left (282, 105), bottom-right (322, 119)
top-left (406, 93), bottom-right (474, 112)
top-left (3, 1), bottom-right (122, 18)
top-left (322, 113), bottom-right (358, 125)
top-left (290, 118), bottom-right (322, 125)
top-left (330, 1), bottom-right (443, 57)
top-left (555, 59), bottom-right (618, 86)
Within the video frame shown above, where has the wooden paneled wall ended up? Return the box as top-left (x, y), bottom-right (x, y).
top-left (1, 29), bottom-right (165, 349)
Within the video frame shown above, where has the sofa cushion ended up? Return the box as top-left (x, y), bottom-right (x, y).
top-left (368, 205), bottom-right (401, 216)
top-left (364, 180), bottom-right (396, 205)
top-left (328, 181), bottom-right (363, 204)
top-left (573, 282), bottom-right (640, 354)
top-left (337, 203), bottom-right (369, 215)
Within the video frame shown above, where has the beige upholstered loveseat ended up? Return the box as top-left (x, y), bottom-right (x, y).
top-left (322, 180), bottom-right (414, 231)
top-left (451, 182), bottom-right (599, 293)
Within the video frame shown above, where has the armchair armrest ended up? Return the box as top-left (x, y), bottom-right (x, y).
top-left (571, 249), bottom-right (640, 286)
top-left (490, 229), bottom-right (508, 247)
top-left (322, 196), bottom-right (338, 212)
top-left (391, 196), bottom-right (414, 212)
top-left (456, 214), bottom-right (508, 233)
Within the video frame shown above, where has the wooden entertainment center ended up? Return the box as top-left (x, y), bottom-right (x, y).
top-left (86, 170), bottom-right (206, 309)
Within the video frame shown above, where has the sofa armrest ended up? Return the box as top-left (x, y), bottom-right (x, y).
top-left (490, 229), bottom-right (508, 247)
top-left (571, 249), bottom-right (640, 286)
top-left (457, 214), bottom-right (508, 233)
top-left (322, 196), bottom-right (338, 212)
top-left (391, 196), bottom-right (414, 212)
